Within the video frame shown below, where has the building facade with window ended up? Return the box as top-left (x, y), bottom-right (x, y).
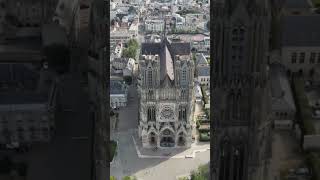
top-left (197, 66), bottom-right (210, 87)
top-left (138, 37), bottom-right (194, 148)
top-left (280, 15), bottom-right (320, 76)
top-left (0, 63), bottom-right (56, 147)
top-left (144, 19), bottom-right (165, 33)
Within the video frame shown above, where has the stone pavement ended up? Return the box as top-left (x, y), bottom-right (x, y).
top-left (110, 129), bottom-right (210, 180)
top-left (132, 130), bottom-right (210, 159)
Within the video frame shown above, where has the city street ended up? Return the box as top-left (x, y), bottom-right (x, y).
top-left (110, 84), bottom-right (210, 180)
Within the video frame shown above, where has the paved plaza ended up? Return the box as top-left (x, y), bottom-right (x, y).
top-left (110, 84), bottom-right (210, 180)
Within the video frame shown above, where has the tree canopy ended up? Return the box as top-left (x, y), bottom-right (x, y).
top-left (190, 164), bottom-right (209, 180)
top-left (122, 39), bottom-right (139, 59)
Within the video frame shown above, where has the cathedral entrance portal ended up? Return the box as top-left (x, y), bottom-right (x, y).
top-left (177, 132), bottom-right (186, 146)
top-left (160, 129), bottom-right (175, 147)
top-left (149, 132), bottom-right (157, 146)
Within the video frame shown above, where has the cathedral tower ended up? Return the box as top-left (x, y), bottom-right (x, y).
top-left (211, 0), bottom-right (273, 179)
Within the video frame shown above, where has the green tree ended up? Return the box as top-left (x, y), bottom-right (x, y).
top-left (122, 176), bottom-right (137, 180)
top-left (110, 176), bottom-right (117, 180)
top-left (190, 164), bottom-right (209, 180)
top-left (192, 53), bottom-right (197, 62)
top-left (122, 39), bottom-right (139, 59)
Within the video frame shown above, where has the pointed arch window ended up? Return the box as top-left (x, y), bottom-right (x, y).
top-left (232, 93), bottom-right (237, 119)
top-left (147, 106), bottom-right (156, 122)
top-left (181, 68), bottom-right (187, 85)
top-left (228, 91), bottom-right (234, 120)
top-left (148, 89), bottom-right (154, 100)
top-left (219, 138), bottom-right (231, 180)
top-left (181, 89), bottom-right (187, 100)
top-left (147, 69), bottom-right (153, 87)
top-left (179, 106), bottom-right (187, 121)
top-left (232, 142), bottom-right (245, 180)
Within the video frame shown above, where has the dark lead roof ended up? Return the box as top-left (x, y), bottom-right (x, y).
top-left (141, 37), bottom-right (191, 82)
top-left (282, 15), bottom-right (320, 47)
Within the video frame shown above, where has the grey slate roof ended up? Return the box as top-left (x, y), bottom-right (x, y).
top-left (282, 15), bottom-right (320, 47)
top-left (110, 80), bottom-right (126, 95)
top-left (196, 53), bottom-right (208, 66)
top-left (197, 66), bottom-right (210, 77)
top-left (270, 63), bottom-right (296, 111)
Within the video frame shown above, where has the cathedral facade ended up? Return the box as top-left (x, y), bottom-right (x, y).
top-left (138, 38), bottom-right (194, 148)
top-left (211, 0), bottom-right (273, 179)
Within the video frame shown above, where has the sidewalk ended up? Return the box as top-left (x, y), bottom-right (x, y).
top-left (132, 131), bottom-right (210, 159)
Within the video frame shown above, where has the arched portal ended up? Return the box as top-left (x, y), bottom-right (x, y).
top-left (232, 143), bottom-right (245, 180)
top-left (177, 132), bottom-right (186, 146)
top-left (149, 132), bottom-right (157, 146)
top-left (160, 129), bottom-right (175, 147)
top-left (219, 138), bottom-right (231, 180)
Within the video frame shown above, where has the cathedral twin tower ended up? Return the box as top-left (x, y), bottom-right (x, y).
top-left (138, 37), bottom-right (194, 148)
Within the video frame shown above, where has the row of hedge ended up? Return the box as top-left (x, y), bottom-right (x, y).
top-left (110, 176), bottom-right (137, 180)
top-left (190, 164), bottom-right (209, 180)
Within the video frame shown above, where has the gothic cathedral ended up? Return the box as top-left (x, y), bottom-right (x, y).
top-left (211, 0), bottom-right (273, 179)
top-left (138, 37), bottom-right (194, 148)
